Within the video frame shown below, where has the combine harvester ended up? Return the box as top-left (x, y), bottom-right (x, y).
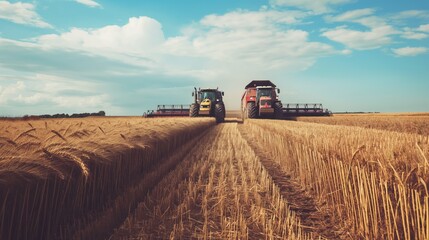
top-left (144, 87), bottom-right (226, 123)
top-left (241, 80), bottom-right (331, 119)
top-left (189, 87), bottom-right (225, 123)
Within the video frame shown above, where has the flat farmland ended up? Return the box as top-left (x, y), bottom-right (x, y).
top-left (1, 115), bottom-right (428, 239)
top-left (298, 113), bottom-right (429, 135)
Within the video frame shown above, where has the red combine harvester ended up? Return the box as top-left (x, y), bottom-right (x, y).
top-left (241, 80), bottom-right (330, 119)
top-left (241, 80), bottom-right (283, 119)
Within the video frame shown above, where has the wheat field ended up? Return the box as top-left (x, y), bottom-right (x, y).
top-left (0, 117), bottom-right (215, 239)
top-left (245, 118), bottom-right (429, 239)
top-left (298, 114), bottom-right (429, 135)
top-left (112, 123), bottom-right (312, 239)
top-left (0, 115), bottom-right (428, 239)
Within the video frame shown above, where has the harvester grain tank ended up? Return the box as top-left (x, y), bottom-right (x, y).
top-left (190, 87), bottom-right (226, 123)
top-left (241, 80), bottom-right (283, 119)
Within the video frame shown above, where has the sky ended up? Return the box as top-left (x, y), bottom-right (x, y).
top-left (0, 0), bottom-right (428, 116)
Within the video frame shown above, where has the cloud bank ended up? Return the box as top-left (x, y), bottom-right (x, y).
top-left (392, 47), bottom-right (428, 57)
top-left (0, 1), bottom-right (52, 28)
top-left (1, 1), bottom-right (428, 115)
top-left (270, 0), bottom-right (352, 14)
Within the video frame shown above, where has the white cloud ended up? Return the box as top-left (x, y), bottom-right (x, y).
top-left (323, 9), bottom-right (398, 50)
top-left (36, 17), bottom-right (165, 67)
top-left (164, 9), bottom-right (336, 74)
top-left (270, 0), bottom-right (352, 14)
top-left (0, 1), bottom-right (52, 28)
top-left (401, 31), bottom-right (428, 40)
top-left (29, 10), bottom-right (337, 81)
top-left (325, 9), bottom-right (392, 29)
top-left (393, 10), bottom-right (429, 20)
top-left (75, 0), bottom-right (101, 8)
top-left (323, 27), bottom-right (394, 50)
top-left (0, 73), bottom-right (111, 112)
top-left (166, 28), bottom-right (334, 69)
top-left (326, 8), bottom-right (375, 22)
top-left (200, 9), bottom-right (305, 28)
top-left (399, 24), bottom-right (429, 40)
top-left (341, 49), bottom-right (352, 55)
top-left (51, 94), bottom-right (109, 109)
top-left (417, 24), bottom-right (429, 32)
top-left (392, 47), bottom-right (428, 57)
top-left (0, 9), bottom-right (347, 112)
top-left (0, 81), bottom-right (25, 104)
top-left (29, 74), bottom-right (99, 94)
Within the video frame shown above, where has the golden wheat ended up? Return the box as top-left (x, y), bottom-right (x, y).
top-left (0, 117), bottom-right (215, 240)
top-left (298, 114), bottom-right (429, 135)
top-left (112, 123), bottom-right (310, 239)
top-left (244, 118), bottom-right (429, 239)
top-left (2, 114), bottom-right (428, 239)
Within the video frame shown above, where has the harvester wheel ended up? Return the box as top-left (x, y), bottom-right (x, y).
top-left (190, 103), bottom-right (199, 117)
top-left (215, 103), bottom-right (225, 123)
top-left (274, 101), bottom-right (283, 119)
top-left (247, 102), bottom-right (257, 119)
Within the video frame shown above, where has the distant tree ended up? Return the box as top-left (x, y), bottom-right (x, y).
top-left (38, 111), bottom-right (106, 118)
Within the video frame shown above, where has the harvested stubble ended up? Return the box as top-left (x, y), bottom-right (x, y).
top-left (112, 123), bottom-right (310, 239)
top-left (244, 119), bottom-right (429, 239)
top-left (0, 117), bottom-right (215, 240)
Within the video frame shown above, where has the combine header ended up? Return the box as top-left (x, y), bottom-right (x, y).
top-left (144, 105), bottom-right (190, 117)
top-left (241, 80), bottom-right (331, 119)
top-left (283, 103), bottom-right (330, 116)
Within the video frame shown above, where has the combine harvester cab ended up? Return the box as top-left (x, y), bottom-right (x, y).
top-left (241, 80), bottom-right (331, 119)
top-left (190, 87), bottom-right (226, 123)
top-left (241, 80), bottom-right (283, 119)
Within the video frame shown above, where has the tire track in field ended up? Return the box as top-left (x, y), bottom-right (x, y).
top-left (111, 122), bottom-right (310, 239)
top-left (110, 124), bottom-right (223, 239)
top-left (238, 123), bottom-right (341, 239)
top-left (74, 122), bottom-right (214, 240)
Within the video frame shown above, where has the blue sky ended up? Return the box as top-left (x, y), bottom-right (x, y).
top-left (0, 0), bottom-right (428, 115)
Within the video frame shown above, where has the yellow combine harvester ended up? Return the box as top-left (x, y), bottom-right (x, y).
top-left (190, 87), bottom-right (225, 123)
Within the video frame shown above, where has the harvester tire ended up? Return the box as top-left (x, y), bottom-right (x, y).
top-left (215, 103), bottom-right (225, 123)
top-left (190, 103), bottom-right (199, 117)
top-left (274, 101), bottom-right (283, 119)
top-left (247, 102), bottom-right (257, 119)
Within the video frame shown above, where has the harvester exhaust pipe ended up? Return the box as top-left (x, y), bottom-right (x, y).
top-left (194, 87), bottom-right (197, 103)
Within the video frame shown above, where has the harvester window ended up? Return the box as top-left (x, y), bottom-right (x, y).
top-left (257, 89), bottom-right (273, 97)
top-left (200, 92), bottom-right (216, 101)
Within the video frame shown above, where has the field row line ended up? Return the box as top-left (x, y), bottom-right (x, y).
top-left (112, 122), bottom-right (312, 239)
